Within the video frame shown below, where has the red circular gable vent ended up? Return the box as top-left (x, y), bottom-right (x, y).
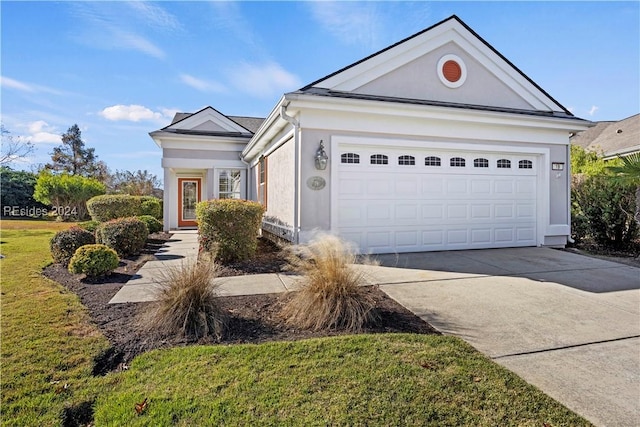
top-left (442, 60), bottom-right (462, 82)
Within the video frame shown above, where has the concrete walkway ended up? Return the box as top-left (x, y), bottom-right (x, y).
top-left (109, 230), bottom-right (303, 304)
top-left (109, 236), bottom-right (640, 426)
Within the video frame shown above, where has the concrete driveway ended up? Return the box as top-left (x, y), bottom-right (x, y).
top-left (365, 247), bottom-right (640, 427)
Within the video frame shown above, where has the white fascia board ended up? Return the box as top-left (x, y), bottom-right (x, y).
top-left (241, 96), bottom-right (290, 161)
top-left (152, 132), bottom-right (249, 151)
top-left (162, 158), bottom-right (246, 169)
top-left (166, 107), bottom-right (248, 133)
top-left (289, 93), bottom-right (592, 134)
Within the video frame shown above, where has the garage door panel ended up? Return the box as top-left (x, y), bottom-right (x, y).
top-left (337, 147), bottom-right (538, 253)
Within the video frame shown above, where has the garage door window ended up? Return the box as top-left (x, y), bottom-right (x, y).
top-left (450, 157), bottom-right (466, 167)
top-left (497, 159), bottom-right (511, 168)
top-left (370, 154), bottom-right (388, 165)
top-left (474, 158), bottom-right (489, 168)
top-left (398, 155), bottom-right (415, 165)
top-left (341, 153), bottom-right (360, 164)
top-left (519, 160), bottom-right (533, 169)
top-left (425, 156), bottom-right (441, 166)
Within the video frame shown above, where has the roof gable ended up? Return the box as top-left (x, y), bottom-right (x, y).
top-left (164, 106), bottom-right (251, 135)
top-left (303, 15), bottom-right (570, 115)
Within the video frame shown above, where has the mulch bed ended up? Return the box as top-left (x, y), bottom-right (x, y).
top-left (42, 234), bottom-right (438, 374)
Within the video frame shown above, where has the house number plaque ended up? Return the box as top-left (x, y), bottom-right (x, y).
top-left (307, 176), bottom-right (326, 191)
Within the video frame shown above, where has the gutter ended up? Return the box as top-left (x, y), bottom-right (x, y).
top-left (280, 103), bottom-right (301, 244)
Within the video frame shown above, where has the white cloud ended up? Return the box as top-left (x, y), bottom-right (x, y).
top-left (111, 28), bottom-right (166, 60)
top-left (180, 74), bottom-right (227, 93)
top-left (127, 1), bottom-right (182, 32)
top-left (308, 2), bottom-right (384, 49)
top-left (588, 105), bottom-right (599, 116)
top-left (19, 121), bottom-right (60, 144)
top-left (100, 104), bottom-right (167, 122)
top-left (70, 3), bottom-right (168, 60)
top-left (0, 76), bottom-right (63, 95)
top-left (227, 62), bottom-right (302, 98)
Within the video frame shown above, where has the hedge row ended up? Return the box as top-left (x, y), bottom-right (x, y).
top-left (196, 199), bottom-right (264, 263)
top-left (87, 195), bottom-right (161, 222)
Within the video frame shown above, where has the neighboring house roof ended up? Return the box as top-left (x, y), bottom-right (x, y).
top-left (571, 114), bottom-right (640, 158)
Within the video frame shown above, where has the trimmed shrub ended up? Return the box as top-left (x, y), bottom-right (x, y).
top-left (96, 217), bottom-right (149, 257)
top-left (571, 174), bottom-right (638, 249)
top-left (137, 215), bottom-right (162, 234)
top-left (139, 261), bottom-right (227, 341)
top-left (50, 227), bottom-right (96, 267)
top-left (140, 196), bottom-right (162, 220)
top-left (68, 244), bottom-right (119, 277)
top-left (196, 199), bottom-right (265, 263)
top-left (77, 220), bottom-right (101, 233)
top-left (280, 235), bottom-right (378, 332)
top-left (87, 195), bottom-right (141, 222)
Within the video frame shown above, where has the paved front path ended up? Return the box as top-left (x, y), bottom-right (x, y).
top-left (373, 248), bottom-right (640, 427)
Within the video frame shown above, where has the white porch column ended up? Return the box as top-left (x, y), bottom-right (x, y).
top-left (206, 168), bottom-right (216, 200)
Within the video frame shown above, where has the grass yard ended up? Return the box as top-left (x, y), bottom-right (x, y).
top-left (0, 220), bottom-right (111, 426)
top-left (1, 220), bottom-right (592, 426)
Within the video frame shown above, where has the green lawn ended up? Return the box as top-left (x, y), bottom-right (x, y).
top-left (1, 220), bottom-right (592, 426)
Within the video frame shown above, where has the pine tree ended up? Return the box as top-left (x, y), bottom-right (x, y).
top-left (46, 124), bottom-right (108, 180)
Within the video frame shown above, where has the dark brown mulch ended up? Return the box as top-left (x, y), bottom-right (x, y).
top-left (43, 234), bottom-right (438, 373)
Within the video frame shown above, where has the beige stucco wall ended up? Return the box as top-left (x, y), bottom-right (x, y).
top-left (354, 42), bottom-right (534, 111)
top-left (265, 138), bottom-right (295, 227)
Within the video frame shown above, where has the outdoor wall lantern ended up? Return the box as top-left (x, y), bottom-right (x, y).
top-left (551, 162), bottom-right (565, 171)
top-left (315, 140), bottom-right (328, 170)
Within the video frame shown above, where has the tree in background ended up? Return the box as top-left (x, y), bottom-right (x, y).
top-left (33, 171), bottom-right (106, 220)
top-left (45, 124), bottom-right (109, 181)
top-left (1, 125), bottom-right (34, 166)
top-left (570, 146), bottom-right (637, 249)
top-left (607, 153), bottom-right (640, 227)
top-left (109, 169), bottom-right (162, 196)
top-left (0, 167), bottom-right (48, 215)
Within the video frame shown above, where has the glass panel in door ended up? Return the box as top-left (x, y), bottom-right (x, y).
top-left (182, 180), bottom-right (198, 221)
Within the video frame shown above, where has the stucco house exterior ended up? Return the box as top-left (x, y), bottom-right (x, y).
top-left (151, 15), bottom-right (591, 254)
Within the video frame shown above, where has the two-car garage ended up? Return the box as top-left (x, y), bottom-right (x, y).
top-left (333, 139), bottom-right (542, 254)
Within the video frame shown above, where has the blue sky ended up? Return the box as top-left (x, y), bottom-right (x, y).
top-left (2, 1), bottom-right (639, 183)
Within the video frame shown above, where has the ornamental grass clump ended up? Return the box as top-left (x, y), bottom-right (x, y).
top-left (141, 261), bottom-right (227, 342)
top-left (281, 235), bottom-right (378, 332)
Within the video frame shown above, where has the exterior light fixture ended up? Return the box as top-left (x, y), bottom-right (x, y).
top-left (315, 140), bottom-right (328, 170)
top-left (551, 162), bottom-right (565, 171)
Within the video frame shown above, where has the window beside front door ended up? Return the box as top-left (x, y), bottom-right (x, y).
top-left (219, 169), bottom-right (242, 199)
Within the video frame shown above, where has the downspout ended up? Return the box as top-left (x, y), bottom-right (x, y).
top-left (566, 142), bottom-right (575, 244)
top-left (238, 154), bottom-right (251, 201)
top-left (280, 103), bottom-right (300, 244)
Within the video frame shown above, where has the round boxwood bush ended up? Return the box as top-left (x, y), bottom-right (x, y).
top-left (140, 196), bottom-right (162, 220)
top-left (87, 195), bottom-right (141, 222)
top-left (137, 215), bottom-right (163, 234)
top-left (96, 217), bottom-right (149, 257)
top-left (68, 244), bottom-right (119, 277)
top-left (50, 227), bottom-right (96, 267)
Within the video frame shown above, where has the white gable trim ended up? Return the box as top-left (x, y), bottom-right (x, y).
top-left (166, 107), bottom-right (249, 133)
top-left (312, 17), bottom-right (565, 113)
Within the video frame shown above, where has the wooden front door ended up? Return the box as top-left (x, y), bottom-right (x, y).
top-left (178, 178), bottom-right (201, 227)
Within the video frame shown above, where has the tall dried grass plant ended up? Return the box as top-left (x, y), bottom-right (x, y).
top-left (281, 235), bottom-right (378, 332)
top-left (141, 261), bottom-right (227, 341)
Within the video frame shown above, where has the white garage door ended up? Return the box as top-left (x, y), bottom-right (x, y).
top-left (335, 146), bottom-right (538, 254)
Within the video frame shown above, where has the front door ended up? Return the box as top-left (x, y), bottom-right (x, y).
top-left (178, 178), bottom-right (201, 227)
